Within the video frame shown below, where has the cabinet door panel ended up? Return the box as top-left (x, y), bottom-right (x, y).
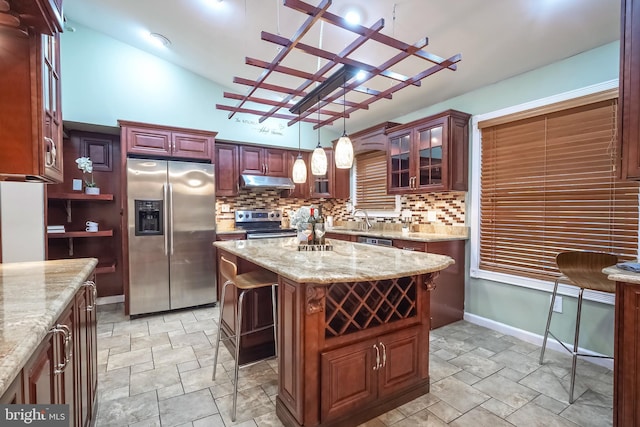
top-left (264, 148), bottom-right (288, 177)
top-left (416, 120), bottom-right (446, 191)
top-left (215, 143), bottom-right (239, 196)
top-left (240, 146), bottom-right (264, 174)
top-left (321, 339), bottom-right (377, 422)
top-left (172, 132), bottom-right (212, 160)
top-left (126, 127), bottom-right (172, 156)
top-left (378, 327), bottom-right (422, 398)
top-left (388, 132), bottom-right (412, 193)
top-left (23, 336), bottom-right (55, 405)
top-left (42, 33), bottom-right (63, 182)
top-left (284, 151), bottom-right (310, 199)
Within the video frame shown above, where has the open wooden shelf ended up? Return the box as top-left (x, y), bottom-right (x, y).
top-left (48, 192), bottom-right (114, 201)
top-left (47, 230), bottom-right (114, 238)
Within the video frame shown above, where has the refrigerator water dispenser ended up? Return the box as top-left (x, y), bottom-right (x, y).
top-left (135, 200), bottom-right (163, 236)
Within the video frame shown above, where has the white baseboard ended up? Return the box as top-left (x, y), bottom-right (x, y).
top-left (96, 294), bottom-right (124, 305)
top-left (463, 313), bottom-right (614, 370)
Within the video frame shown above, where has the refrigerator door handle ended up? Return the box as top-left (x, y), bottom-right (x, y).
top-left (169, 183), bottom-right (174, 255)
top-left (163, 183), bottom-right (169, 256)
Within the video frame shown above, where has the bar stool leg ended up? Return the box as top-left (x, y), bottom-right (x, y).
top-left (232, 290), bottom-right (247, 422)
top-left (271, 284), bottom-right (278, 359)
top-left (569, 287), bottom-right (585, 404)
top-left (212, 281), bottom-right (230, 380)
top-left (540, 278), bottom-right (560, 364)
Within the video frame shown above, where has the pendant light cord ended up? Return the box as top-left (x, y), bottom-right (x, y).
top-left (342, 76), bottom-right (347, 136)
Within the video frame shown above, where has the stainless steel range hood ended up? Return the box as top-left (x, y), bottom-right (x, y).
top-left (240, 174), bottom-right (295, 190)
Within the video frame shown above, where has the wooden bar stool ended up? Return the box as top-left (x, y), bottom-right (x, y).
top-left (539, 251), bottom-right (617, 403)
top-left (211, 255), bottom-right (278, 421)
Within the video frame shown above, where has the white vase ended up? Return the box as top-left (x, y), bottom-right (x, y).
top-left (85, 187), bottom-right (100, 195)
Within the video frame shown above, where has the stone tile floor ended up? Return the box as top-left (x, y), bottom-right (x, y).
top-left (95, 303), bottom-right (613, 427)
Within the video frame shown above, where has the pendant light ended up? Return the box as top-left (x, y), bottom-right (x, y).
top-left (310, 98), bottom-right (328, 176)
top-left (334, 77), bottom-right (354, 169)
top-left (292, 114), bottom-right (307, 184)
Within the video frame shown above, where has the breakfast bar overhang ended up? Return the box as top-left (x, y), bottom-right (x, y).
top-left (213, 238), bottom-right (454, 427)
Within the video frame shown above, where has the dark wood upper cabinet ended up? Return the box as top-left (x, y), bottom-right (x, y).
top-left (215, 143), bottom-right (240, 196)
top-left (119, 121), bottom-right (216, 162)
top-left (620, 0), bottom-right (640, 180)
top-left (387, 110), bottom-right (470, 194)
top-left (239, 146), bottom-right (288, 177)
top-left (0, 1), bottom-right (64, 183)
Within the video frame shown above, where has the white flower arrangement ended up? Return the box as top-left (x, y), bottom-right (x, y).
top-left (290, 206), bottom-right (318, 232)
top-left (75, 157), bottom-right (96, 187)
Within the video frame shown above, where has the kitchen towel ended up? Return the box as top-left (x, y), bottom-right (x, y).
top-left (616, 262), bottom-right (640, 273)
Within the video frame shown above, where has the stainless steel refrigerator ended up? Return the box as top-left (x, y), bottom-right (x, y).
top-left (126, 158), bottom-right (216, 315)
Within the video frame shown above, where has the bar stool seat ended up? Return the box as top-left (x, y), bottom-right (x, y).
top-left (212, 255), bottom-right (278, 421)
top-left (539, 251), bottom-right (617, 404)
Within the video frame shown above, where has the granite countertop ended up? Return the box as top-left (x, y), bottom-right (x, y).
top-left (0, 258), bottom-right (98, 397)
top-left (213, 237), bottom-right (454, 284)
top-left (603, 265), bottom-right (640, 285)
top-left (324, 227), bottom-right (468, 242)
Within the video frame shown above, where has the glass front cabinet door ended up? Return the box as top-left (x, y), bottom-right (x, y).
top-left (387, 110), bottom-right (470, 194)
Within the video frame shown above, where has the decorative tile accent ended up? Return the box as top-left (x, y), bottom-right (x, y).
top-left (216, 190), bottom-right (466, 228)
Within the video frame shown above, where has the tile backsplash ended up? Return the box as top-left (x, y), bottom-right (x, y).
top-left (216, 189), bottom-right (466, 228)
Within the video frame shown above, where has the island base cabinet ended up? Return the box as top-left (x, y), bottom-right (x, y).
top-left (277, 274), bottom-right (432, 427)
top-left (1, 278), bottom-right (98, 427)
top-left (614, 281), bottom-right (640, 426)
top-left (321, 326), bottom-right (424, 423)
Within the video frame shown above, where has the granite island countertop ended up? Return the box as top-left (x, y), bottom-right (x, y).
top-left (603, 265), bottom-right (640, 285)
top-left (0, 258), bottom-right (98, 397)
top-left (213, 237), bottom-right (454, 284)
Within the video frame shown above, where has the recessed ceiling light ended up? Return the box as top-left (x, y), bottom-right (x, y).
top-left (345, 10), bottom-right (361, 26)
top-left (148, 32), bottom-right (171, 48)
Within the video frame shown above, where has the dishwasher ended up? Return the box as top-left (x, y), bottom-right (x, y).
top-left (357, 236), bottom-right (393, 247)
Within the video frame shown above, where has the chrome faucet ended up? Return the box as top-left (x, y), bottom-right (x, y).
top-left (352, 209), bottom-right (372, 230)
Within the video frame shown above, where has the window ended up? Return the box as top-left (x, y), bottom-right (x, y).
top-left (354, 151), bottom-right (396, 210)
top-left (478, 95), bottom-right (639, 282)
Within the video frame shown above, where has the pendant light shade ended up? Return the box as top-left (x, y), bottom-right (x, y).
top-left (310, 98), bottom-right (328, 176)
top-left (292, 154), bottom-right (307, 183)
top-left (335, 78), bottom-right (354, 169)
top-left (292, 115), bottom-right (307, 184)
top-left (335, 132), bottom-right (354, 169)
top-left (311, 143), bottom-right (328, 175)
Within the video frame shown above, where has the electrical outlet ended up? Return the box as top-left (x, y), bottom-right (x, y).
top-left (552, 295), bottom-right (563, 313)
top-left (220, 204), bottom-right (231, 213)
top-left (427, 210), bottom-right (437, 222)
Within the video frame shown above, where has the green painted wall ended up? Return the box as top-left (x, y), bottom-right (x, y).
top-left (60, 21), bottom-right (623, 355)
top-left (60, 21), bottom-right (337, 149)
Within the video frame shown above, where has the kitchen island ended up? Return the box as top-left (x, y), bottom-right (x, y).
top-left (0, 259), bottom-right (98, 427)
top-left (214, 238), bottom-right (453, 427)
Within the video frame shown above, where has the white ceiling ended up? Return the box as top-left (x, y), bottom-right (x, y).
top-left (63, 0), bottom-right (621, 133)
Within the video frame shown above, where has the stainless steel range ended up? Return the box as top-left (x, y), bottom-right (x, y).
top-left (235, 209), bottom-right (297, 239)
